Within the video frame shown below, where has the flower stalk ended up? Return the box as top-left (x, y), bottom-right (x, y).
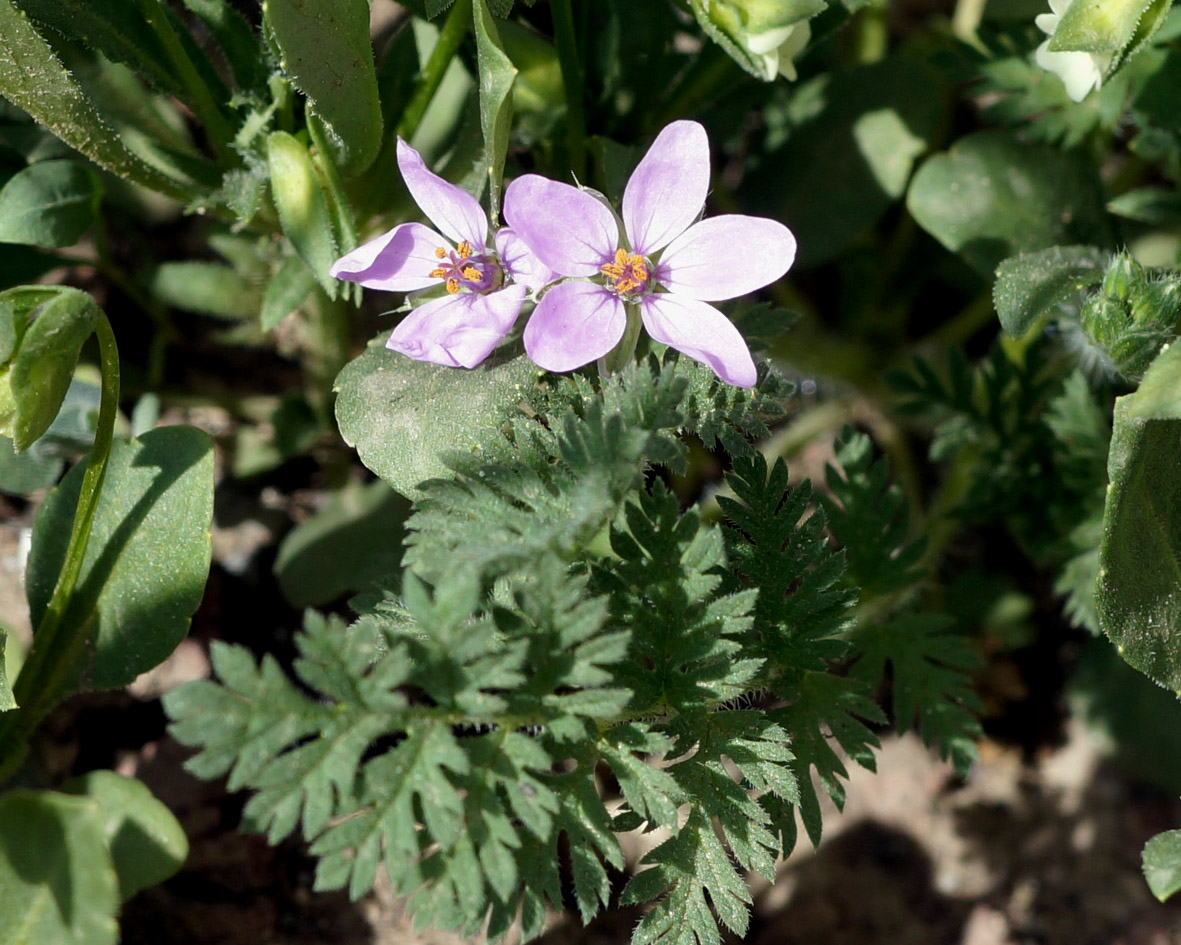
top-left (0, 314), bottom-right (120, 784)
top-left (397, 0), bottom-right (474, 140)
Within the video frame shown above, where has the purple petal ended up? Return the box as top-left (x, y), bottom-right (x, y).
top-left (656, 215), bottom-right (796, 301)
top-left (330, 222), bottom-right (447, 292)
top-left (387, 285), bottom-right (527, 368)
top-left (397, 138), bottom-right (487, 247)
top-left (622, 120), bottom-right (710, 256)
top-left (503, 175), bottom-right (618, 277)
top-left (640, 293), bottom-right (757, 388)
top-left (523, 281), bottom-right (625, 372)
top-left (496, 226), bottom-right (560, 291)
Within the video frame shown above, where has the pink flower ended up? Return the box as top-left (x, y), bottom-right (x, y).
top-left (330, 139), bottom-right (555, 368)
top-left (503, 120), bottom-right (796, 387)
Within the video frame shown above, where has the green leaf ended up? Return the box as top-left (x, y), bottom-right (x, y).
top-left (472, 0), bottom-right (516, 216)
top-left (0, 286), bottom-right (98, 451)
top-left (1144, 830), bottom-right (1181, 901)
top-left (1050, 0), bottom-right (1156, 54)
top-left (0, 789), bottom-right (119, 945)
top-left (274, 478), bottom-right (411, 608)
top-left (149, 261), bottom-right (260, 319)
top-left (0, 0), bottom-right (199, 204)
top-left (334, 333), bottom-right (538, 496)
top-left (25, 426), bottom-right (214, 692)
top-left (264, 0), bottom-right (382, 177)
top-left (14, 0), bottom-right (187, 96)
top-left (744, 58), bottom-right (943, 267)
top-left (182, 0), bottom-right (268, 93)
top-left (0, 630), bottom-right (13, 710)
top-left (1097, 342), bottom-right (1181, 693)
top-left (60, 771), bottom-right (188, 903)
top-left (1107, 187), bottom-right (1181, 226)
top-left (0, 160), bottom-right (100, 248)
top-left (266, 131), bottom-right (340, 298)
top-left (907, 130), bottom-right (1113, 276)
top-left (993, 246), bottom-right (1111, 339)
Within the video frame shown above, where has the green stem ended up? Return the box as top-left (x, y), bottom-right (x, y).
top-left (0, 315), bottom-right (121, 784)
top-left (550, 0), bottom-right (586, 180)
top-left (133, 0), bottom-right (234, 161)
top-left (397, 0), bottom-right (473, 140)
top-left (598, 303), bottom-right (642, 377)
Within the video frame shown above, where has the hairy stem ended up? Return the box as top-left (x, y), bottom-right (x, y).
top-left (133, 0), bottom-right (235, 161)
top-left (0, 314), bottom-right (121, 784)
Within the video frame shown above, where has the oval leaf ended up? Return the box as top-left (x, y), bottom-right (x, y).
top-left (60, 772), bottom-right (188, 904)
top-left (26, 426), bottom-right (215, 692)
top-left (0, 160), bottom-right (100, 248)
top-left (264, 0), bottom-right (382, 177)
top-left (0, 789), bottom-right (119, 945)
top-left (1097, 342), bottom-right (1181, 692)
top-left (334, 333), bottom-right (538, 496)
top-left (907, 130), bottom-right (1112, 276)
top-left (1144, 829), bottom-right (1181, 902)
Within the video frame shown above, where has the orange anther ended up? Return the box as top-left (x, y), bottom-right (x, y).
top-left (434, 247), bottom-right (447, 259)
top-left (430, 267), bottom-right (448, 279)
top-left (461, 266), bottom-right (481, 281)
top-left (445, 278), bottom-right (460, 294)
top-left (456, 241), bottom-right (473, 258)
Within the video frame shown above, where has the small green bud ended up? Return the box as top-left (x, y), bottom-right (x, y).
top-left (1080, 253), bottom-right (1181, 381)
top-left (0, 286), bottom-right (98, 451)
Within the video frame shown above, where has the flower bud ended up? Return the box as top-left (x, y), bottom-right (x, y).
top-left (0, 287), bottom-right (98, 452)
top-left (688, 0), bottom-right (821, 81)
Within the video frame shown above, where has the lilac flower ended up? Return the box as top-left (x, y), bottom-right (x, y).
top-left (503, 120), bottom-right (796, 388)
top-left (330, 138), bottom-right (555, 368)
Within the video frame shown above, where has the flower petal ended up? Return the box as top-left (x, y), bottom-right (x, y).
top-left (503, 175), bottom-right (619, 277)
top-left (640, 293), bottom-right (757, 388)
top-left (656, 215), bottom-right (796, 301)
top-left (387, 285), bottom-right (527, 368)
top-left (397, 138), bottom-right (487, 247)
top-left (330, 222), bottom-right (447, 292)
top-left (496, 226), bottom-right (560, 291)
top-left (622, 120), bottom-right (710, 256)
top-left (523, 281), bottom-right (625, 372)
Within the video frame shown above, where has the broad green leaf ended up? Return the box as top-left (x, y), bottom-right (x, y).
top-left (149, 261), bottom-right (260, 320)
top-left (274, 478), bottom-right (411, 608)
top-left (0, 286), bottom-right (98, 451)
top-left (264, 0), bottom-right (382, 177)
top-left (907, 131), bottom-right (1113, 277)
top-left (261, 255), bottom-right (318, 330)
top-left (0, 790), bottom-right (119, 945)
top-left (1097, 342), bottom-right (1181, 692)
top-left (0, 0), bottom-right (199, 204)
top-left (1144, 830), bottom-right (1181, 901)
top-left (266, 131), bottom-right (340, 298)
top-left (334, 333), bottom-right (538, 496)
top-left (0, 630), bottom-right (13, 710)
top-left (0, 160), bottom-right (100, 248)
top-left (745, 59), bottom-right (943, 267)
top-left (993, 246), bottom-right (1110, 338)
top-left (472, 0), bottom-right (516, 216)
top-left (26, 426), bottom-right (214, 692)
top-left (0, 434), bottom-right (60, 494)
top-left (60, 772), bottom-right (188, 903)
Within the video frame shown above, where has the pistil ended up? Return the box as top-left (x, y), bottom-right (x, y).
top-left (601, 248), bottom-right (650, 297)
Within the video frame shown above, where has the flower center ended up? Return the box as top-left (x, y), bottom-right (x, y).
top-left (429, 240), bottom-right (503, 294)
top-left (601, 248), bottom-right (650, 297)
